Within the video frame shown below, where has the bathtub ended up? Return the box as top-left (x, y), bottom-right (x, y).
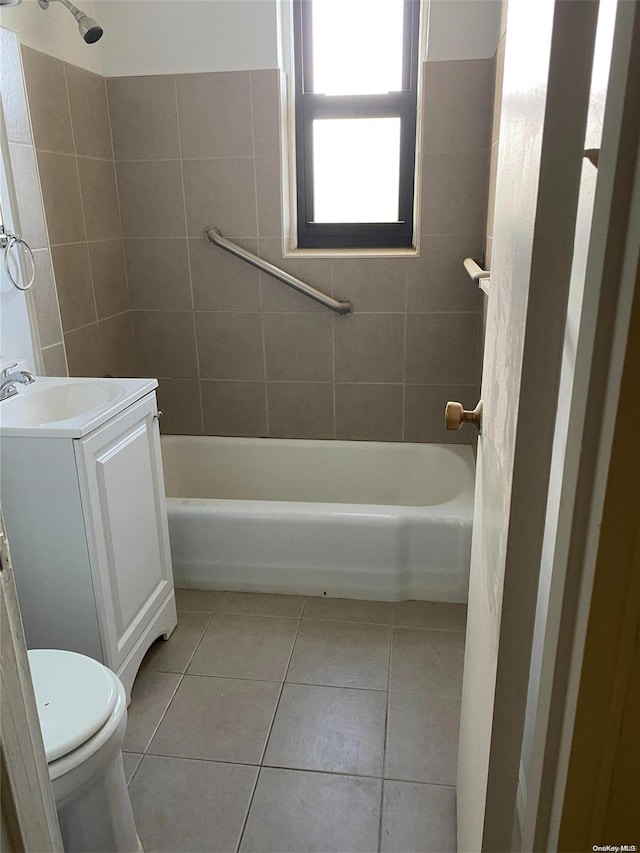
top-left (161, 436), bottom-right (475, 603)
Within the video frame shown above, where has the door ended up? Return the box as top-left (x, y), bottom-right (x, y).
top-left (0, 508), bottom-right (63, 851)
top-left (457, 1), bottom-right (608, 849)
top-left (75, 393), bottom-right (173, 672)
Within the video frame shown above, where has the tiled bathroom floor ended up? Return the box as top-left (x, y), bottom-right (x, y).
top-left (123, 590), bottom-right (466, 853)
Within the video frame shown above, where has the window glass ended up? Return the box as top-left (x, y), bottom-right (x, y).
top-left (312, 118), bottom-right (401, 222)
top-left (311, 0), bottom-right (405, 95)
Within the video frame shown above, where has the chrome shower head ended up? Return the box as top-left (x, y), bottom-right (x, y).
top-left (38, 0), bottom-right (103, 43)
top-left (77, 12), bottom-right (103, 43)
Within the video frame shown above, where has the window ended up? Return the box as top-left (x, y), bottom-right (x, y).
top-left (293, 0), bottom-right (421, 249)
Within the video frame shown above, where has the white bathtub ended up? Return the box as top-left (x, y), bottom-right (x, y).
top-left (161, 436), bottom-right (475, 603)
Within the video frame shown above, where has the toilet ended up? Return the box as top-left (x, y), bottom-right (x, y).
top-left (28, 649), bottom-right (141, 852)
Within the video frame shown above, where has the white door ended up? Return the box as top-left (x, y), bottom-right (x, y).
top-left (457, 1), bottom-right (616, 848)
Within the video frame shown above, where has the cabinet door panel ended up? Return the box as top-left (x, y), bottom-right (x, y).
top-left (76, 394), bottom-right (173, 670)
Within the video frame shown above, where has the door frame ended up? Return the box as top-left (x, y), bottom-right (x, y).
top-left (460, 0), bottom-right (640, 848)
top-left (0, 508), bottom-right (63, 851)
top-left (522, 1), bottom-right (640, 845)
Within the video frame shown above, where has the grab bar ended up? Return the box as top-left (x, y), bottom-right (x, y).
top-left (205, 227), bottom-right (354, 316)
top-left (463, 257), bottom-right (491, 295)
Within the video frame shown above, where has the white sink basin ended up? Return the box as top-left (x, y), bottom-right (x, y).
top-left (0, 377), bottom-right (158, 437)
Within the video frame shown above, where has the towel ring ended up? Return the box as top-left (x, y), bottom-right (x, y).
top-left (1, 230), bottom-right (36, 291)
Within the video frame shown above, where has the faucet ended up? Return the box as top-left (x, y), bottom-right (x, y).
top-left (0, 363), bottom-right (36, 401)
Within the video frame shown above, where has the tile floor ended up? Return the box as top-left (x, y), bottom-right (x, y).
top-left (123, 590), bottom-right (466, 853)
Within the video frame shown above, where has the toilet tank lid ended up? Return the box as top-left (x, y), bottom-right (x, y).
top-left (28, 649), bottom-right (119, 763)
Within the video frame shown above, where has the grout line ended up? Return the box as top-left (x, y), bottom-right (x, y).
top-left (249, 76), bottom-right (270, 437)
top-left (172, 74), bottom-right (205, 436)
top-left (378, 607), bottom-right (394, 851)
top-left (235, 608), bottom-right (304, 852)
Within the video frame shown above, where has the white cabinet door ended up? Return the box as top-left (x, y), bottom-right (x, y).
top-left (75, 392), bottom-right (173, 672)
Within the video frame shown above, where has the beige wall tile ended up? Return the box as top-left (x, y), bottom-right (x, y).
top-left (264, 313), bottom-right (333, 381)
top-left (116, 160), bottom-right (185, 239)
top-left (21, 47), bottom-right (74, 154)
top-left (331, 258), bottom-right (408, 313)
top-left (201, 380), bottom-right (267, 437)
top-left (335, 383), bottom-right (403, 442)
top-left (100, 312), bottom-right (136, 377)
top-left (255, 156), bottom-right (281, 238)
top-left (421, 149), bottom-right (490, 236)
top-left (65, 64), bottom-right (113, 159)
top-left (408, 236), bottom-right (484, 312)
top-left (422, 59), bottom-right (494, 153)
top-left (125, 238), bottom-right (191, 310)
top-left (107, 75), bottom-right (180, 161)
top-left (250, 70), bottom-right (280, 157)
top-left (77, 157), bottom-right (122, 241)
top-left (30, 249), bottom-right (62, 347)
top-left (8, 143), bottom-right (48, 249)
top-left (37, 151), bottom-right (86, 244)
top-left (267, 382), bottom-right (333, 439)
top-left (0, 30), bottom-right (31, 144)
top-left (406, 313), bottom-right (481, 385)
top-left (88, 240), bottom-right (130, 319)
top-left (259, 239), bottom-right (330, 312)
top-left (334, 314), bottom-right (405, 383)
top-left (41, 343), bottom-right (68, 376)
top-left (133, 310), bottom-right (198, 378)
top-left (195, 312), bottom-right (264, 380)
top-left (189, 237), bottom-right (261, 311)
top-left (51, 242), bottom-right (96, 332)
top-left (183, 158), bottom-right (257, 238)
top-left (404, 384), bottom-right (478, 444)
top-left (64, 322), bottom-right (103, 376)
top-left (176, 71), bottom-right (253, 158)
top-left (156, 378), bottom-right (203, 435)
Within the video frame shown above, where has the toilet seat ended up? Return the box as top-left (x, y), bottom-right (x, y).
top-left (28, 649), bottom-right (118, 762)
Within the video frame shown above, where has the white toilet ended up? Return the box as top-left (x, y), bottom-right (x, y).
top-left (28, 649), bottom-right (141, 852)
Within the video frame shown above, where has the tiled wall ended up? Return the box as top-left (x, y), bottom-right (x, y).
top-left (20, 46), bottom-right (135, 378)
top-left (14, 42), bottom-right (492, 442)
top-left (104, 60), bottom-right (492, 441)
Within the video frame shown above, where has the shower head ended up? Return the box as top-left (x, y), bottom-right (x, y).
top-left (38, 0), bottom-right (103, 43)
top-left (77, 12), bottom-right (103, 43)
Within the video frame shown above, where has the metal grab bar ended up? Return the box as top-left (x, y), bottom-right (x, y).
top-left (205, 227), bottom-right (354, 315)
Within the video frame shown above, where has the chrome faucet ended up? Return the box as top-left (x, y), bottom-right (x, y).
top-left (0, 363), bottom-right (36, 401)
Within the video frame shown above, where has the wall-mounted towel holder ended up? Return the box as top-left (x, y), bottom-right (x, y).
top-left (463, 257), bottom-right (490, 295)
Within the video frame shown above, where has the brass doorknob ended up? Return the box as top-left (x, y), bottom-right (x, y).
top-left (445, 400), bottom-right (483, 432)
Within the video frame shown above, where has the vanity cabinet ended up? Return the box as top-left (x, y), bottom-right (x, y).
top-left (0, 389), bottom-right (177, 700)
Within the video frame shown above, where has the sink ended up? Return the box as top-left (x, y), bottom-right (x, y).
top-left (7, 381), bottom-right (121, 425)
top-left (0, 376), bottom-right (158, 438)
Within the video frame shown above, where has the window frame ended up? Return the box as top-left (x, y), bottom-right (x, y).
top-left (293, 0), bottom-right (421, 250)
